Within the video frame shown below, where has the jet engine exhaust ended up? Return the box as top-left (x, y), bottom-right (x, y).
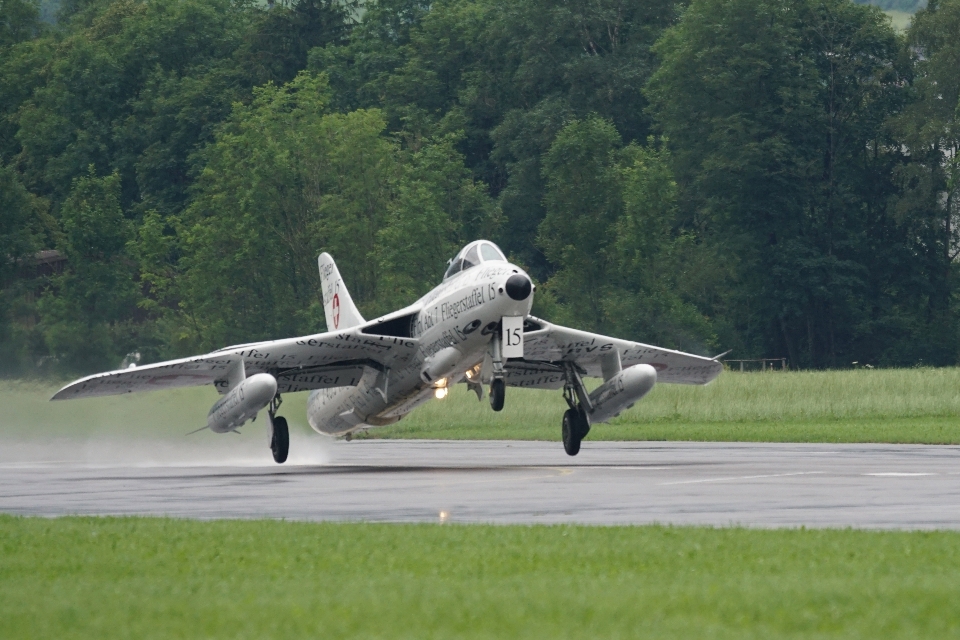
top-left (207, 373), bottom-right (277, 433)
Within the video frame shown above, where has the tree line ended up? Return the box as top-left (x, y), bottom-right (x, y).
top-left (1, 0), bottom-right (958, 375)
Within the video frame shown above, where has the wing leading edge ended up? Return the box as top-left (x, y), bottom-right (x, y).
top-left (52, 326), bottom-right (419, 400)
top-left (503, 317), bottom-right (722, 389)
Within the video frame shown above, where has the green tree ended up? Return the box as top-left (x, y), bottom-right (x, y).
top-left (38, 167), bottom-right (140, 372)
top-left (605, 143), bottom-right (720, 352)
top-left (889, 0), bottom-right (960, 356)
top-left (538, 116), bottom-right (623, 331)
top-left (0, 33), bottom-right (52, 163)
top-left (0, 163), bottom-right (45, 374)
top-left (180, 71), bottom-right (498, 346)
top-left (14, 0), bottom-right (256, 206)
top-left (647, 0), bottom-right (910, 366)
top-left (238, 0), bottom-right (358, 88)
top-left (315, 0), bottom-right (683, 276)
top-left (0, 164), bottom-right (41, 283)
top-left (0, 0), bottom-right (42, 49)
top-left (537, 118), bottom-right (718, 349)
top-left (308, 0), bottom-right (431, 115)
top-left (10, 0), bottom-right (353, 215)
top-left (488, 0), bottom-right (683, 274)
top-left (376, 133), bottom-right (498, 312)
top-left (179, 72), bottom-right (396, 348)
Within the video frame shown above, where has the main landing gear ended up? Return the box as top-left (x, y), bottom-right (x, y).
top-left (562, 406), bottom-right (589, 456)
top-left (268, 393), bottom-right (288, 464)
top-left (561, 362), bottom-right (591, 456)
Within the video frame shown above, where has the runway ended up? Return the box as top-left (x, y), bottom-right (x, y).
top-left (1, 440), bottom-right (959, 529)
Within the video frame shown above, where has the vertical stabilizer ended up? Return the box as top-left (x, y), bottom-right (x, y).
top-left (318, 253), bottom-right (365, 331)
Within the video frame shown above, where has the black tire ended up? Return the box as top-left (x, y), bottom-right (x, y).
top-left (271, 416), bottom-right (289, 464)
top-left (490, 378), bottom-right (505, 412)
top-left (576, 405), bottom-right (591, 439)
top-left (562, 408), bottom-right (581, 456)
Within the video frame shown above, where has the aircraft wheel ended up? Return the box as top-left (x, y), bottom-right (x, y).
top-left (562, 408), bottom-right (581, 456)
top-left (271, 416), bottom-right (289, 464)
top-left (577, 405), bottom-right (591, 439)
top-left (490, 378), bottom-right (505, 412)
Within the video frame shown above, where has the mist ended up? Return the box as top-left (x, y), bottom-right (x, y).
top-left (0, 381), bottom-right (334, 468)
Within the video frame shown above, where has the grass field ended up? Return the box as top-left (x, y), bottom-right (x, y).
top-left (3, 371), bottom-right (957, 637)
top-left (364, 367), bottom-right (960, 443)
top-left (4, 367), bottom-right (960, 446)
top-left (1, 515), bottom-right (958, 639)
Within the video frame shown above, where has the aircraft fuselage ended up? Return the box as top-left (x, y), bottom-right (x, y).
top-left (306, 262), bottom-right (533, 434)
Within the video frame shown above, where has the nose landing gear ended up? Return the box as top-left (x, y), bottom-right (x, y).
top-left (489, 330), bottom-right (506, 412)
top-left (490, 378), bottom-right (505, 411)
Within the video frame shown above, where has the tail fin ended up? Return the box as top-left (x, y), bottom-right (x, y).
top-left (318, 253), bottom-right (365, 331)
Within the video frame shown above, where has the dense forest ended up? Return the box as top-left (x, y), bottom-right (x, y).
top-left (0, 0), bottom-right (958, 375)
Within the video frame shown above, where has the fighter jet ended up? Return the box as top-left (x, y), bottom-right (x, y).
top-left (52, 240), bottom-right (723, 461)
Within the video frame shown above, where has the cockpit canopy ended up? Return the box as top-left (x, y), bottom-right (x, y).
top-left (443, 240), bottom-right (507, 280)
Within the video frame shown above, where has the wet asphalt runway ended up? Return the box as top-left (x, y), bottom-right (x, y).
top-left (1, 440), bottom-right (959, 529)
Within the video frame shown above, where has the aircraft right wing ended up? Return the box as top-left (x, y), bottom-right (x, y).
top-left (52, 322), bottom-right (420, 400)
top-left (503, 316), bottom-right (722, 388)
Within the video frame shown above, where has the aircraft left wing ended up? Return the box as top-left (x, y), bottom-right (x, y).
top-left (51, 327), bottom-right (419, 400)
top-left (504, 316), bottom-right (722, 388)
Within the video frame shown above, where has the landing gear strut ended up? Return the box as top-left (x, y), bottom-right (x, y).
top-left (489, 330), bottom-right (506, 412)
top-left (561, 363), bottom-right (591, 456)
top-left (268, 393), bottom-right (288, 464)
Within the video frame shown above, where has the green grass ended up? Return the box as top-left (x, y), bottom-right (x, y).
top-left (4, 367), bottom-right (960, 445)
top-left (366, 368), bottom-right (960, 443)
top-left (1, 515), bottom-right (959, 639)
top-left (373, 412), bottom-right (960, 444)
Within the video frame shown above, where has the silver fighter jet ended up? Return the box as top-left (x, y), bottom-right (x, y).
top-left (53, 240), bottom-right (723, 461)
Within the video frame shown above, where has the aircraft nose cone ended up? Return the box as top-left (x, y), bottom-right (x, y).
top-left (505, 274), bottom-right (532, 301)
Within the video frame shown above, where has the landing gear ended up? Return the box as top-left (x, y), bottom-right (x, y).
top-left (268, 393), bottom-right (288, 464)
top-left (270, 416), bottom-right (289, 463)
top-left (562, 407), bottom-right (589, 456)
top-left (560, 362), bottom-right (592, 456)
top-left (489, 330), bottom-right (506, 412)
top-left (490, 378), bottom-right (505, 412)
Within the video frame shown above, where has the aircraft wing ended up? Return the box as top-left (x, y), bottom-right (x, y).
top-left (507, 317), bottom-right (722, 387)
top-left (501, 359), bottom-right (566, 390)
top-left (51, 327), bottom-right (419, 400)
